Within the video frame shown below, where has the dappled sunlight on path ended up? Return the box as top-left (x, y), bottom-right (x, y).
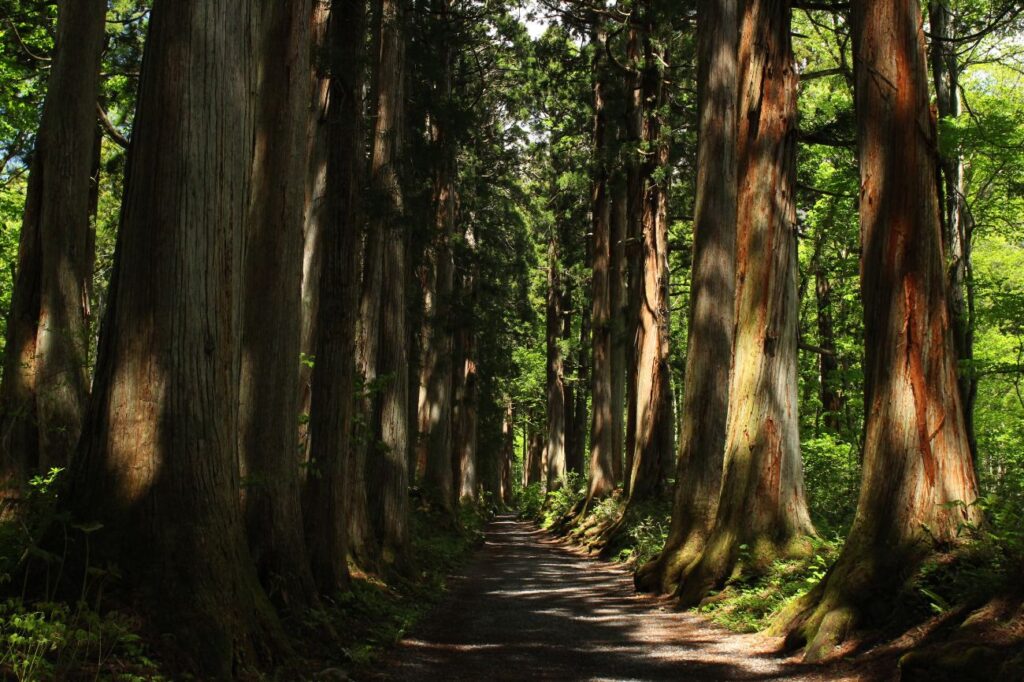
top-left (377, 517), bottom-right (857, 681)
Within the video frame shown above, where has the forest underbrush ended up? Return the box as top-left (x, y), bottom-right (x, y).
top-left (0, 475), bottom-right (492, 680)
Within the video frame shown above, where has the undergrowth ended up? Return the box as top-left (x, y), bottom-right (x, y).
top-left (696, 538), bottom-right (841, 633)
top-left (0, 469), bottom-right (163, 681)
top-left (519, 479), bottom-right (672, 568)
top-left (0, 472), bottom-right (491, 680)
top-left (320, 493), bottom-right (490, 674)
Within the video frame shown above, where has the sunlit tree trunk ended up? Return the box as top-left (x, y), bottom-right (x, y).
top-left (500, 402), bottom-right (514, 505)
top-left (367, 0), bottom-right (411, 569)
top-left (587, 23), bottom-right (615, 501)
top-left (779, 0), bottom-right (981, 660)
top-left (623, 25), bottom-right (643, 495)
top-left (928, 0), bottom-right (976, 463)
top-left (628, 23), bottom-right (672, 502)
top-left (635, 0), bottom-right (738, 594)
top-left (678, 0), bottom-right (814, 607)
top-left (545, 226), bottom-right (568, 490)
top-left (240, 0), bottom-right (319, 607)
top-left (610, 165), bottom-right (628, 485)
top-left (298, 1), bottom-right (331, 457)
top-left (67, 1), bottom-right (284, 674)
top-left (0, 0), bottom-right (106, 489)
top-left (417, 0), bottom-right (457, 511)
top-left (302, 0), bottom-right (367, 593)
top-left (453, 225), bottom-right (479, 502)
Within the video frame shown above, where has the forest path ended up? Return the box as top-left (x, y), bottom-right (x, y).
top-left (376, 516), bottom-right (855, 681)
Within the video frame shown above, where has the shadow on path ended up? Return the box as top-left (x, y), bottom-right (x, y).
top-left (374, 516), bottom-right (855, 681)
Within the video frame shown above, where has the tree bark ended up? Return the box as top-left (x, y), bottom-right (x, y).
top-left (367, 0), bottom-right (411, 569)
top-left (454, 226), bottom-right (479, 502)
top-left (587, 22), bottom-right (616, 501)
top-left (928, 0), bottom-right (976, 463)
top-left (0, 0), bottom-right (106, 490)
top-left (778, 0), bottom-right (981, 660)
top-left (240, 0), bottom-right (320, 609)
top-left (298, 1), bottom-right (332, 458)
top-left (677, 0), bottom-right (814, 607)
top-left (417, 0), bottom-right (457, 512)
top-left (628, 21), bottom-right (672, 502)
top-left (67, 1), bottom-right (285, 674)
top-left (545, 225), bottom-right (568, 490)
top-left (610, 162), bottom-right (628, 485)
top-left (303, 0), bottom-right (367, 594)
top-left (623, 24), bottom-right (643, 496)
top-left (500, 402), bottom-right (514, 505)
top-left (635, 0), bottom-right (739, 595)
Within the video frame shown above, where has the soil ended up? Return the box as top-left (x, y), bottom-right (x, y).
top-left (373, 516), bottom-right (875, 681)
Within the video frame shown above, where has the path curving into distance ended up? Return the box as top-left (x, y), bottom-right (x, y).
top-left (376, 516), bottom-right (858, 681)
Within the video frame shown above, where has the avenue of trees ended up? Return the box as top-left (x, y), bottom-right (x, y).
top-left (0, 0), bottom-right (1022, 677)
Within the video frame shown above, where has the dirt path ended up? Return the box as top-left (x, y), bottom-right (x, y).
top-left (376, 516), bottom-right (865, 681)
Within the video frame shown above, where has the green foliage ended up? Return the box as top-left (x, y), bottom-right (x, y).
top-left (326, 502), bottom-right (488, 672)
top-left (611, 499), bottom-right (672, 568)
top-left (800, 434), bottom-right (860, 533)
top-left (0, 470), bottom-right (161, 680)
top-left (538, 472), bottom-right (586, 529)
top-left (697, 539), bottom-right (842, 633)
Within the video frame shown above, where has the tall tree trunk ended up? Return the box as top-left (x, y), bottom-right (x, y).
top-left (628, 24), bottom-right (672, 502)
top-left (500, 402), bottom-right (514, 505)
top-left (0, 0), bottom-right (105, 490)
top-left (635, 0), bottom-right (739, 595)
top-left (779, 0), bottom-right (981, 660)
top-left (454, 227), bottom-right (479, 502)
top-left (677, 0), bottom-right (814, 607)
top-left (241, 0), bottom-right (319, 608)
top-left (813, 233), bottom-right (844, 431)
top-left (587, 23), bottom-right (615, 501)
top-left (67, 1), bottom-right (284, 674)
top-left (417, 0), bottom-right (457, 511)
top-left (545, 226), bottom-right (568, 490)
top-left (928, 0), bottom-right (976, 463)
top-left (526, 422), bottom-right (544, 486)
top-left (623, 25), bottom-right (644, 496)
top-left (367, 0), bottom-right (410, 569)
top-left (571, 245), bottom-right (591, 477)
top-left (609, 165), bottom-right (628, 485)
top-left (303, 0), bottom-right (367, 594)
top-left (298, 1), bottom-right (332, 457)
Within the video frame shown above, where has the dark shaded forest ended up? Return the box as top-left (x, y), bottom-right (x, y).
top-left (0, 0), bottom-right (1022, 679)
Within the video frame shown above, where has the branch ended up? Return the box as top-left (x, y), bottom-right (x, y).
top-left (96, 103), bottom-right (129, 149)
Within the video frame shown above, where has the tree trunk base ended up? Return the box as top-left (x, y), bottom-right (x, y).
top-left (771, 538), bottom-right (928, 662)
top-left (634, 528), bottom-right (707, 595)
top-left (677, 531), bottom-right (814, 608)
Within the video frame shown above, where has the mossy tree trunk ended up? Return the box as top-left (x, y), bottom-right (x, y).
top-left (635, 0), bottom-right (738, 595)
top-left (776, 0), bottom-right (981, 661)
top-left (677, 0), bottom-right (814, 607)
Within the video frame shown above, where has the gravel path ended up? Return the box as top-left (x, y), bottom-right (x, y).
top-left (377, 516), bottom-right (864, 681)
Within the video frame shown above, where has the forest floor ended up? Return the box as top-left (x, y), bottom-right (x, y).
top-left (372, 516), bottom-right (873, 681)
